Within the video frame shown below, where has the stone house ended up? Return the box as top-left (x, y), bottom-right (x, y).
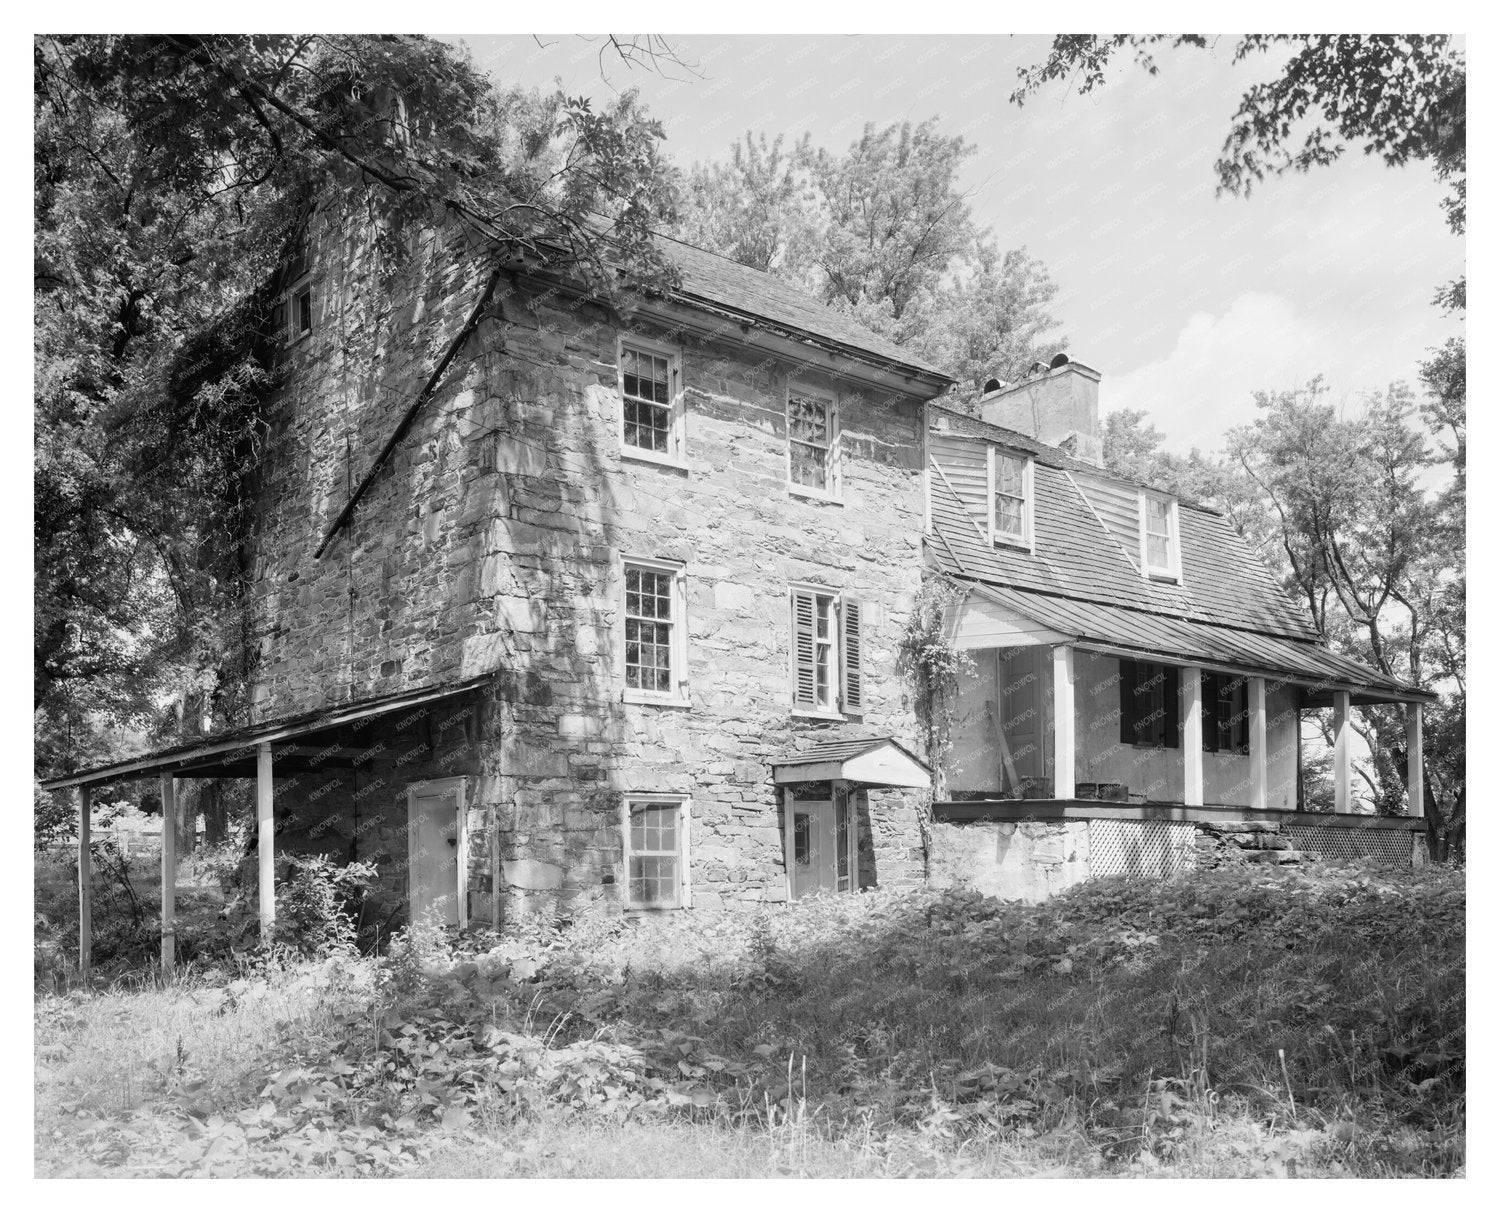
top-left (45, 219), bottom-right (1434, 970)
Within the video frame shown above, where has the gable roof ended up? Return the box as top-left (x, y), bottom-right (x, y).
top-left (660, 237), bottom-right (949, 380)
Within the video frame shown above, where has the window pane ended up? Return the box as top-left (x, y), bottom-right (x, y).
top-left (790, 441), bottom-right (828, 489)
top-left (996, 494), bottom-right (1025, 537)
top-left (1147, 533), bottom-right (1170, 568)
top-left (1146, 498), bottom-right (1171, 536)
top-left (788, 395), bottom-right (829, 444)
top-left (794, 813), bottom-right (811, 865)
top-left (997, 455), bottom-right (1025, 496)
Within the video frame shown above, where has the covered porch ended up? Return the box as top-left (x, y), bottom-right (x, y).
top-left (40, 676), bottom-right (494, 981)
top-left (937, 584), bottom-right (1435, 869)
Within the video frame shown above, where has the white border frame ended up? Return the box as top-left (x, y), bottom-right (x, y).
top-left (621, 554), bottom-right (691, 707)
top-left (275, 272), bottom-right (315, 349)
top-left (786, 383), bottom-right (842, 502)
top-left (618, 332), bottom-right (688, 470)
top-left (987, 445), bottom-right (1035, 552)
top-left (1138, 489), bottom-right (1182, 582)
top-left (405, 776), bottom-right (469, 929)
top-left (620, 792), bottom-right (692, 911)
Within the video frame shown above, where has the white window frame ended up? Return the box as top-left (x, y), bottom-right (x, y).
top-left (788, 583), bottom-right (862, 719)
top-left (272, 273), bottom-right (314, 348)
top-left (618, 334), bottom-right (687, 469)
top-left (620, 793), bottom-right (691, 911)
top-left (987, 446), bottom-right (1034, 550)
top-left (1139, 490), bottom-right (1181, 582)
top-left (621, 555), bottom-right (690, 707)
top-left (786, 385), bottom-right (841, 502)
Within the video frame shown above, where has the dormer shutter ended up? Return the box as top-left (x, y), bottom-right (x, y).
top-left (791, 589), bottom-right (818, 709)
top-left (840, 599), bottom-right (864, 712)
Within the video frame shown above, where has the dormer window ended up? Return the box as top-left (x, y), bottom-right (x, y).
top-left (1141, 491), bottom-right (1180, 580)
top-left (989, 448), bottom-right (1033, 549)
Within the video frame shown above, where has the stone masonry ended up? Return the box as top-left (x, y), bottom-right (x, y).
top-left (245, 207), bottom-right (937, 926)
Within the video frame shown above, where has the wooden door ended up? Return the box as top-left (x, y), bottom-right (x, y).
top-left (790, 798), bottom-right (837, 899)
top-left (407, 780), bottom-right (466, 927)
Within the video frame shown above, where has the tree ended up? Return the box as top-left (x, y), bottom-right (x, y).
top-left (35, 34), bottom-right (683, 785)
top-left (1012, 36), bottom-right (1464, 228)
top-left (674, 119), bottom-right (1065, 404)
top-left (1225, 379), bottom-right (1463, 856)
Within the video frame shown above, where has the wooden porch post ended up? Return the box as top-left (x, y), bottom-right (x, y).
top-left (159, 773), bottom-right (177, 973)
top-left (1333, 690), bottom-right (1352, 815)
top-left (1051, 645), bottom-right (1075, 799)
top-left (1182, 666), bottom-right (1203, 807)
top-left (77, 785), bottom-right (92, 983)
top-left (257, 742), bottom-right (275, 942)
top-left (1249, 677), bottom-right (1268, 810)
top-left (1406, 703), bottom-right (1424, 817)
top-left (781, 787), bottom-right (796, 901)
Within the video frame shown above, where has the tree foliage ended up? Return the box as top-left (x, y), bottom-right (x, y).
top-left (673, 119), bottom-right (1065, 404)
top-left (35, 34), bottom-right (682, 781)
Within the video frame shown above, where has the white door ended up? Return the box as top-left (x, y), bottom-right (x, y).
top-left (788, 790), bottom-right (855, 899)
top-left (407, 780), bottom-right (466, 927)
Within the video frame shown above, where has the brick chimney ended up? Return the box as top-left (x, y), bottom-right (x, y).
top-left (979, 354), bottom-right (1103, 466)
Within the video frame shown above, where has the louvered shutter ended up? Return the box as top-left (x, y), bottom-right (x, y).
top-left (840, 599), bottom-right (864, 712)
top-left (1163, 665), bottom-right (1182, 749)
top-left (1118, 659), bottom-right (1138, 746)
top-left (791, 589), bottom-right (818, 709)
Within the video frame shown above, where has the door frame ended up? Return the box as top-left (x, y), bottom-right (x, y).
top-left (406, 776), bottom-right (469, 929)
top-left (782, 781), bottom-right (859, 900)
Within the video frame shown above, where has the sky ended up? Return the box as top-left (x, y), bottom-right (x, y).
top-left (452, 33), bottom-right (1464, 455)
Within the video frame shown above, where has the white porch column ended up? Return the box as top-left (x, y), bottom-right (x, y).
top-left (1333, 690), bottom-right (1352, 815)
top-left (781, 787), bottom-right (795, 901)
top-left (1052, 644), bottom-right (1075, 799)
top-left (160, 773), bottom-right (177, 973)
top-left (1406, 703), bottom-right (1424, 818)
top-left (1249, 677), bottom-right (1268, 810)
top-left (1182, 666), bottom-right (1203, 807)
top-left (77, 785), bottom-right (92, 982)
top-left (257, 742), bottom-right (275, 942)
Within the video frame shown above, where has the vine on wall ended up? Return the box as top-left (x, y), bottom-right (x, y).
top-left (897, 575), bottom-right (976, 865)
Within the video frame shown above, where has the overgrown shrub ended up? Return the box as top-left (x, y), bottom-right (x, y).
top-left (273, 855), bottom-right (379, 959)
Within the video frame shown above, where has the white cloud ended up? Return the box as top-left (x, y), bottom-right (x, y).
top-left (1098, 292), bottom-right (1445, 455)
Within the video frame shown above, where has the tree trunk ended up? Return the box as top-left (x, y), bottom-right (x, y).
top-left (176, 784), bottom-right (198, 855)
top-left (201, 780), bottom-right (227, 846)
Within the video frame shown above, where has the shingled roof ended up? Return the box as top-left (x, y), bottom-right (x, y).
top-left (660, 237), bottom-right (949, 379)
top-left (928, 452), bottom-right (1319, 641)
top-left (923, 407), bottom-right (1429, 698)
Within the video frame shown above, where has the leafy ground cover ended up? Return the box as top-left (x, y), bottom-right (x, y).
top-left (35, 861), bottom-right (1464, 1178)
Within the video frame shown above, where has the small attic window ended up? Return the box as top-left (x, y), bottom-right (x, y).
top-left (989, 448), bottom-right (1033, 549)
top-left (1140, 491), bottom-right (1180, 581)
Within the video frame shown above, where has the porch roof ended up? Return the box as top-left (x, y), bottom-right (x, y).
top-left (38, 675), bottom-right (496, 791)
top-left (955, 583), bottom-right (1433, 703)
top-left (771, 736), bottom-right (931, 789)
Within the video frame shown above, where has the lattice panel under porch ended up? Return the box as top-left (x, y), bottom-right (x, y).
top-left (1089, 819), bottom-right (1197, 879)
top-left (1281, 824), bottom-right (1415, 866)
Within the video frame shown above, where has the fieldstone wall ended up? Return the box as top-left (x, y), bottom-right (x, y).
top-left (245, 210), bottom-right (933, 926)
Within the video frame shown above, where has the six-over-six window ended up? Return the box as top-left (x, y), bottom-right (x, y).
top-left (787, 387), bottom-right (839, 496)
top-left (623, 558), bottom-right (687, 703)
top-left (621, 794), bottom-right (689, 910)
top-left (619, 339), bottom-right (683, 463)
top-left (991, 448), bottom-right (1032, 547)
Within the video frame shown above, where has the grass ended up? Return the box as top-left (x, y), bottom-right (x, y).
top-left (34, 860), bottom-right (1464, 1178)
